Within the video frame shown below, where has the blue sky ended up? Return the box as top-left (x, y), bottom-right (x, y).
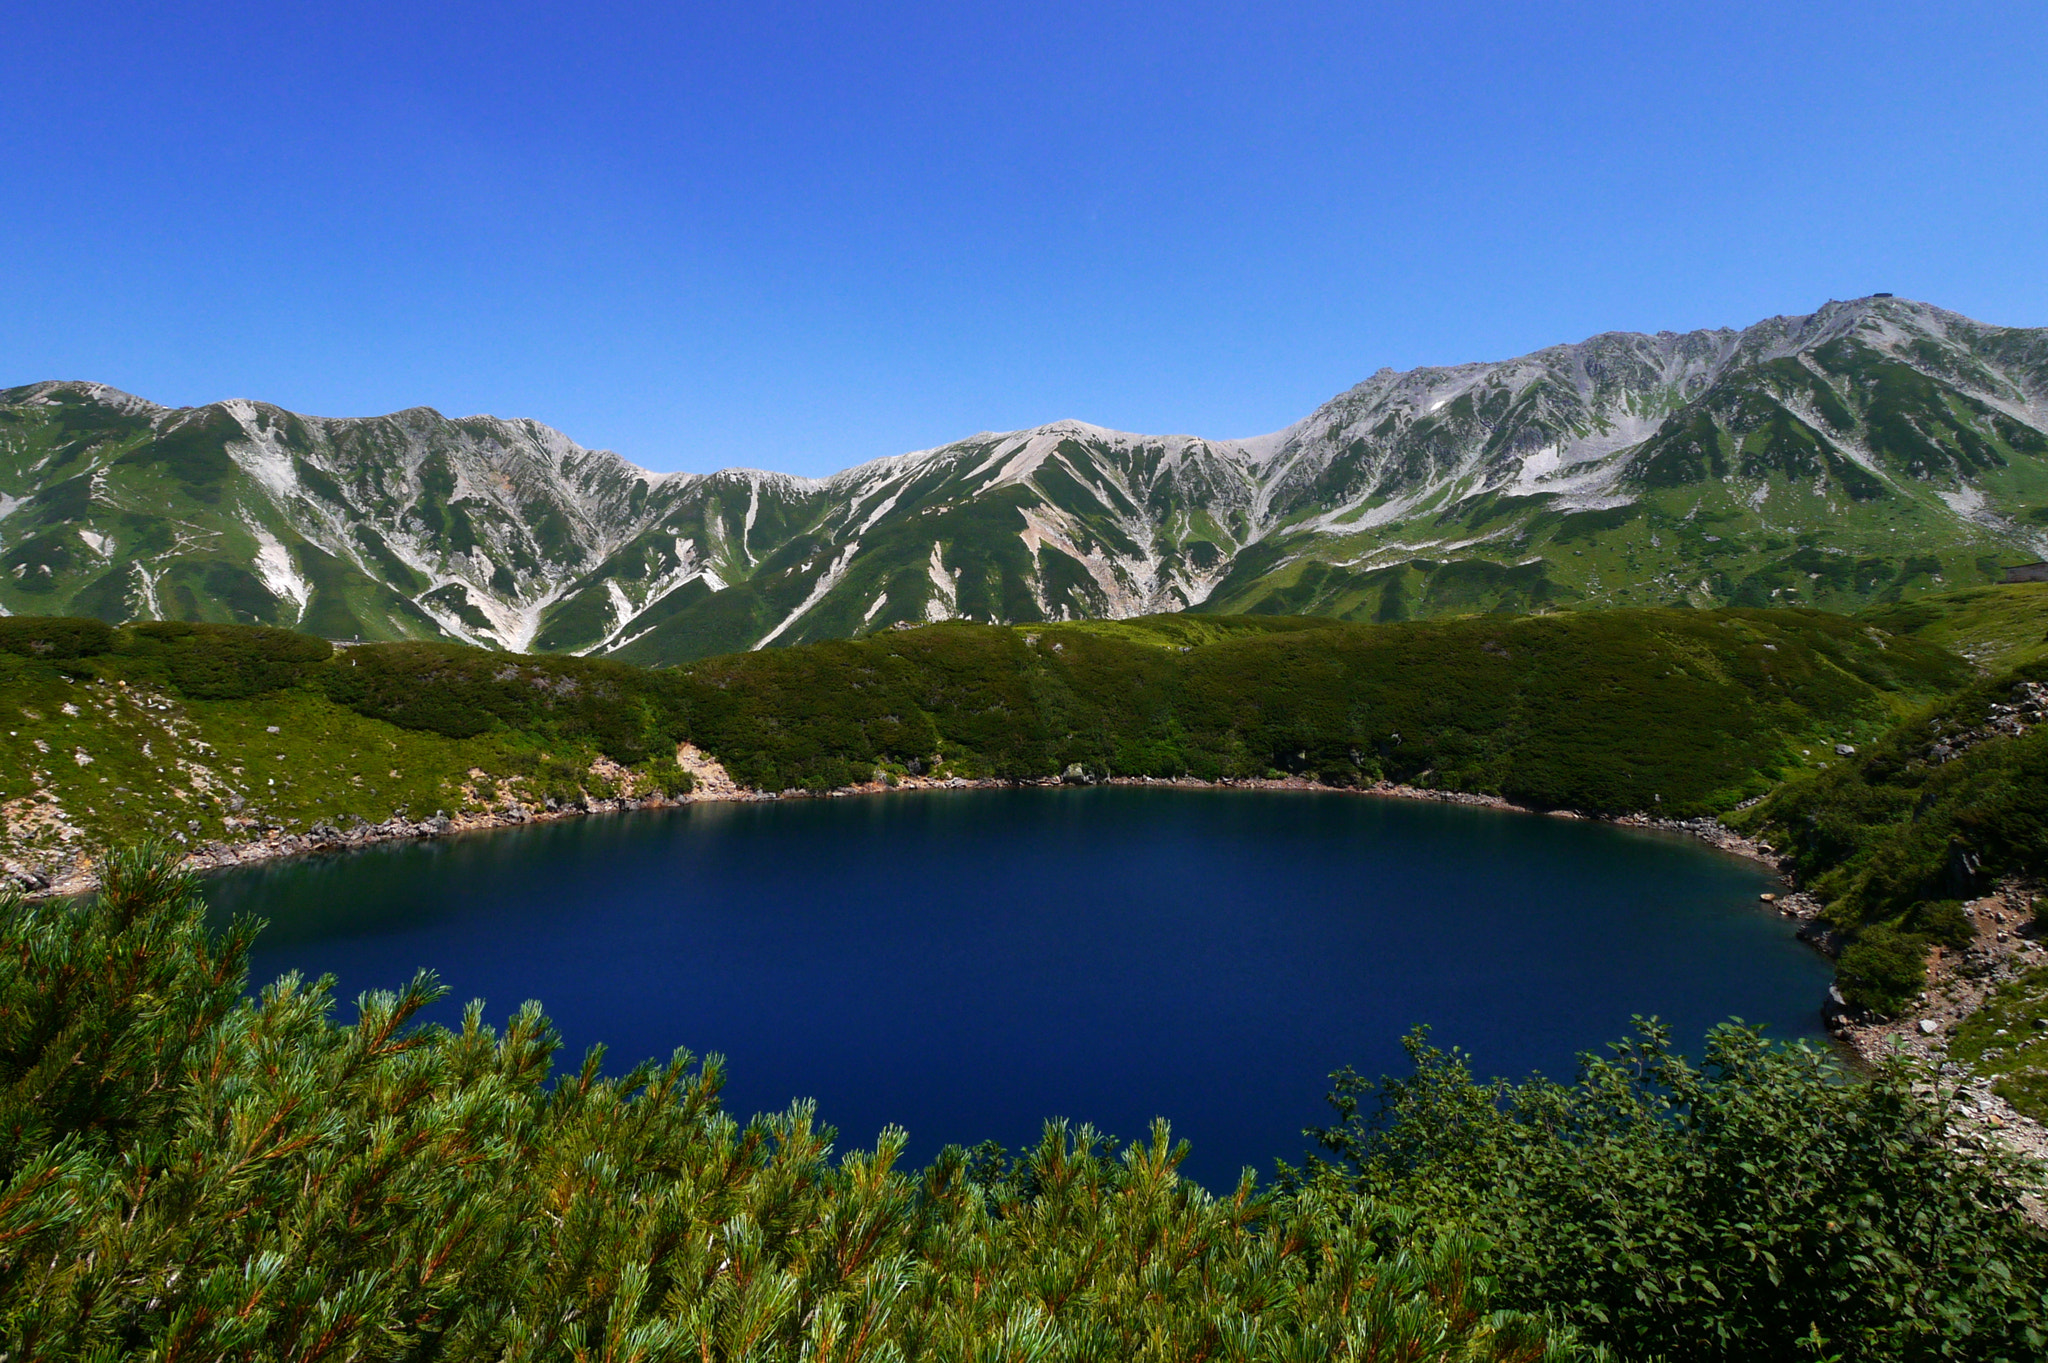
top-left (4, 1), bottom-right (2043, 476)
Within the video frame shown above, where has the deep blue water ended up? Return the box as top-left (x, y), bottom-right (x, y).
top-left (205, 788), bottom-right (1829, 1188)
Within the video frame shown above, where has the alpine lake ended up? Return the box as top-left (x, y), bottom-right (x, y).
top-left (205, 787), bottom-right (1830, 1189)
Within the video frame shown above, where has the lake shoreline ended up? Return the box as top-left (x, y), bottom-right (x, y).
top-left (27, 755), bottom-right (1794, 898)
top-left (203, 772), bottom-right (1832, 1196)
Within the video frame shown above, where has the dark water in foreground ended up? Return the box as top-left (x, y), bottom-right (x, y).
top-left (206, 788), bottom-right (1828, 1188)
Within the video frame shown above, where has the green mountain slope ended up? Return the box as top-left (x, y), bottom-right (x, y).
top-left (0, 607), bottom-right (1966, 887)
top-left (1856, 580), bottom-right (2048, 672)
top-left (3, 296), bottom-right (2043, 664)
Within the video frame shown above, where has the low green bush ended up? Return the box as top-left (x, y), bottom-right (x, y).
top-left (1903, 899), bottom-right (1976, 949)
top-left (0, 615), bottom-right (112, 659)
top-left (1836, 925), bottom-right (1930, 1014)
top-left (1296, 1021), bottom-right (2048, 1362)
top-left (115, 619), bottom-right (332, 699)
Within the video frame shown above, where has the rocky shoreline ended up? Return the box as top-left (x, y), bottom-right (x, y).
top-left (14, 752), bottom-right (1786, 896)
top-left (1825, 883), bottom-right (2048, 1198)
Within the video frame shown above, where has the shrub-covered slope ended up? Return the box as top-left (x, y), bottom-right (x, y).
top-left (1733, 655), bottom-right (2048, 1089)
top-left (0, 617), bottom-right (696, 883)
top-left (1858, 581), bottom-right (2048, 673)
top-left (0, 608), bottom-right (1966, 884)
top-left (670, 608), bottom-right (1963, 809)
top-left (1741, 661), bottom-right (2048, 932)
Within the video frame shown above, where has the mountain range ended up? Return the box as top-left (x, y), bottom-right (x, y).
top-left (3, 295), bottom-right (2044, 664)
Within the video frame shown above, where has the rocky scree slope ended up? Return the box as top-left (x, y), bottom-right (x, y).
top-left (2, 296), bottom-right (2044, 664)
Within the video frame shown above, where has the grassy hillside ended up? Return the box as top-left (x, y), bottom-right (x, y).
top-left (1857, 581), bottom-right (2048, 672)
top-left (0, 618), bottom-right (695, 880)
top-left (1, 607), bottom-right (1967, 883)
top-left (1738, 658), bottom-right (2048, 932)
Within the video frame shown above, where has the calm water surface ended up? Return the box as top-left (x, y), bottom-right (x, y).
top-left (206, 788), bottom-right (1828, 1187)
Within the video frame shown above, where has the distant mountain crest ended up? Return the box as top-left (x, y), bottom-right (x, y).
top-left (3, 296), bottom-right (2044, 663)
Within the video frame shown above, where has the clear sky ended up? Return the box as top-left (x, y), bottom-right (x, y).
top-left (4, 1), bottom-right (2043, 476)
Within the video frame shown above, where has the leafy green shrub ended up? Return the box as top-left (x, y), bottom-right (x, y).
top-left (1903, 899), bottom-right (1975, 948)
top-left (638, 757), bottom-right (695, 797)
top-left (115, 619), bottom-right (331, 698)
top-left (0, 615), bottom-right (112, 659)
top-left (1298, 1020), bottom-right (2048, 1362)
top-left (1837, 925), bottom-right (1929, 1014)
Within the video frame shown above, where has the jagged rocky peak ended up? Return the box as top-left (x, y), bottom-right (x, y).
top-left (2, 297), bottom-right (2043, 662)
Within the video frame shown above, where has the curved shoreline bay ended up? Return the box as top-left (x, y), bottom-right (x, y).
top-left (206, 786), bottom-right (1826, 1188)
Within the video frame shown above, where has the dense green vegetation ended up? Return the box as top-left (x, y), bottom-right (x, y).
top-left (1857, 582), bottom-right (2048, 673)
top-left (6, 848), bottom-right (2043, 1360)
top-left (1735, 642), bottom-right (2048, 1118)
top-left (2, 597), bottom-right (2045, 1356)
top-left (0, 847), bottom-right (1583, 1361)
top-left (0, 620), bottom-right (696, 873)
top-left (667, 608), bottom-right (1962, 809)
top-left (1734, 657), bottom-right (2048, 1017)
top-left (0, 607), bottom-right (1967, 880)
top-left (1296, 1024), bottom-right (2048, 1361)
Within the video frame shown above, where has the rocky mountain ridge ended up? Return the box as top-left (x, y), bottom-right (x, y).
top-left (3, 296), bottom-right (2044, 663)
